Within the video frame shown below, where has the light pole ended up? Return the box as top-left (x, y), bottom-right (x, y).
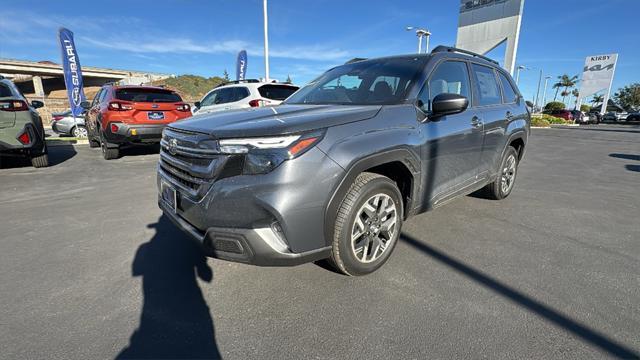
top-left (534, 69), bottom-right (543, 112)
top-left (263, 0), bottom-right (270, 81)
top-left (541, 75), bottom-right (552, 110)
top-left (515, 65), bottom-right (528, 85)
top-left (406, 26), bottom-right (431, 54)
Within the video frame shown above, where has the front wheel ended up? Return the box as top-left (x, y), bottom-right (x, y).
top-left (485, 146), bottom-right (519, 200)
top-left (330, 172), bottom-right (403, 276)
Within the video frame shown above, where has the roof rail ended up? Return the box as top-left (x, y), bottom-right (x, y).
top-left (345, 58), bottom-right (367, 64)
top-left (216, 79), bottom-right (263, 87)
top-left (431, 45), bottom-right (499, 65)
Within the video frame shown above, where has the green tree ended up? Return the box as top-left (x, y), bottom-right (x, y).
top-left (580, 104), bottom-right (591, 112)
top-left (591, 94), bottom-right (604, 106)
top-left (571, 89), bottom-right (580, 108)
top-left (553, 74), bottom-right (578, 103)
top-left (544, 101), bottom-right (566, 111)
top-left (614, 83), bottom-right (640, 111)
top-left (223, 69), bottom-right (230, 82)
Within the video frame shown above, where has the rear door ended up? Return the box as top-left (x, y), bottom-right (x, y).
top-left (418, 60), bottom-right (484, 205)
top-left (0, 83), bottom-right (17, 129)
top-left (225, 87), bottom-right (251, 110)
top-left (474, 66), bottom-right (520, 174)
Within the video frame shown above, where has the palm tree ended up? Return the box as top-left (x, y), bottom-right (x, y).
top-left (591, 94), bottom-right (604, 105)
top-left (571, 89), bottom-right (580, 108)
top-left (554, 74), bottom-right (579, 102)
top-left (561, 90), bottom-right (570, 103)
top-left (552, 81), bottom-right (563, 101)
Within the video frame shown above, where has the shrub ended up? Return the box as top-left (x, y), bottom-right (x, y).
top-left (580, 104), bottom-right (591, 113)
top-left (544, 101), bottom-right (566, 111)
top-left (540, 114), bottom-right (569, 124)
top-left (531, 117), bottom-right (551, 127)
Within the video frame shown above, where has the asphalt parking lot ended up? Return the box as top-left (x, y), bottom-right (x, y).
top-left (1, 125), bottom-right (639, 359)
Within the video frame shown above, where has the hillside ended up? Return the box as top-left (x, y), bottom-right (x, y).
top-left (152, 74), bottom-right (226, 101)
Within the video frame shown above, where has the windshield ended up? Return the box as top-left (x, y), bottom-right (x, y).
top-left (115, 88), bottom-right (182, 103)
top-left (285, 57), bottom-right (427, 105)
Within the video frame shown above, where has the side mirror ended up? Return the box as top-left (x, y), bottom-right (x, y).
top-left (31, 100), bottom-right (44, 109)
top-left (80, 101), bottom-right (91, 109)
top-left (431, 93), bottom-right (469, 117)
top-left (194, 101), bottom-right (201, 109)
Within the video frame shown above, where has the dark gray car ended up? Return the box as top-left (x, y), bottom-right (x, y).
top-left (157, 46), bottom-right (530, 276)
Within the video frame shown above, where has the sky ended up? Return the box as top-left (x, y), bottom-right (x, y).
top-left (1, 0), bottom-right (638, 104)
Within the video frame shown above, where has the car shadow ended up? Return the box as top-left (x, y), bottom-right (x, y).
top-left (118, 144), bottom-right (161, 159)
top-left (400, 233), bottom-right (639, 358)
top-left (0, 144), bottom-right (77, 169)
top-left (609, 153), bottom-right (640, 173)
top-left (117, 216), bottom-right (222, 360)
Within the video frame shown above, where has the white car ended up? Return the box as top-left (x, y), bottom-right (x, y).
top-left (193, 80), bottom-right (299, 115)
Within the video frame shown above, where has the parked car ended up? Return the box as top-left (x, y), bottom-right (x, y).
top-left (0, 76), bottom-right (48, 167)
top-left (603, 111), bottom-right (629, 122)
top-left (82, 84), bottom-right (192, 160)
top-left (192, 80), bottom-right (299, 115)
top-left (546, 109), bottom-right (574, 121)
top-left (626, 112), bottom-right (640, 122)
top-left (587, 109), bottom-right (602, 124)
top-left (50, 110), bottom-right (87, 138)
top-left (157, 46), bottom-right (530, 276)
top-left (571, 110), bottom-right (593, 124)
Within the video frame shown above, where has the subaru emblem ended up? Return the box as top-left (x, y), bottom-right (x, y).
top-left (152, 104), bottom-right (159, 109)
top-left (168, 138), bottom-right (178, 155)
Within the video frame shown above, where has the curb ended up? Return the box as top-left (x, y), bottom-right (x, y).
top-left (46, 139), bottom-right (89, 147)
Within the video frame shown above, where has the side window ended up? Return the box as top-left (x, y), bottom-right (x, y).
top-left (200, 89), bottom-right (220, 107)
top-left (216, 88), bottom-right (236, 104)
top-left (498, 72), bottom-right (518, 103)
top-left (232, 87), bottom-right (250, 102)
top-left (92, 89), bottom-right (103, 105)
top-left (417, 60), bottom-right (470, 110)
top-left (98, 88), bottom-right (109, 103)
top-left (0, 83), bottom-right (13, 97)
top-left (471, 64), bottom-right (501, 106)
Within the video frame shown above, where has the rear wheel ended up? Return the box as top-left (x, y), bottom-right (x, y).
top-left (329, 172), bottom-right (403, 276)
top-left (31, 146), bottom-right (49, 168)
top-left (72, 126), bottom-right (88, 138)
top-left (485, 146), bottom-right (519, 200)
top-left (100, 132), bottom-right (119, 160)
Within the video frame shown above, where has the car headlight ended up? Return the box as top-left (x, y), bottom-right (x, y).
top-left (219, 130), bottom-right (324, 174)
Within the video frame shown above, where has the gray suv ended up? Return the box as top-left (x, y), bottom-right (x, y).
top-left (157, 46), bottom-right (530, 276)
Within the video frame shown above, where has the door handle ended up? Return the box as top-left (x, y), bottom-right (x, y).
top-left (471, 116), bottom-right (483, 128)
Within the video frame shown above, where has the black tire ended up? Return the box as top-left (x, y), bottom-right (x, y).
top-left (485, 146), bottom-right (519, 200)
top-left (31, 152), bottom-right (49, 168)
top-left (100, 132), bottom-right (119, 160)
top-left (329, 172), bottom-right (403, 276)
top-left (89, 137), bottom-right (100, 148)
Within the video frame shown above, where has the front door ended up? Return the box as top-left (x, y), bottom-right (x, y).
top-left (418, 60), bottom-right (484, 207)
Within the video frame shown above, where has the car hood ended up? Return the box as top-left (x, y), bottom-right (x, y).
top-left (169, 104), bottom-right (381, 138)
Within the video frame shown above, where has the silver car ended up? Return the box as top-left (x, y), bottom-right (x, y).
top-left (50, 110), bottom-right (87, 138)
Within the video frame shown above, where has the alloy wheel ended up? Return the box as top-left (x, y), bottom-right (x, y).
top-left (501, 154), bottom-right (517, 194)
top-left (350, 193), bottom-right (398, 263)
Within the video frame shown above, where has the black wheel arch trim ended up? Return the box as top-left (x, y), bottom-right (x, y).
top-left (323, 147), bottom-right (421, 247)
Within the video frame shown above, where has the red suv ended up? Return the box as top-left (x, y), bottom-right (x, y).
top-left (83, 85), bottom-right (191, 159)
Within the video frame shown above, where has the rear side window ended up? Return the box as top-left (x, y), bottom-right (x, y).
top-left (231, 87), bottom-right (250, 102)
top-left (258, 85), bottom-right (299, 101)
top-left (471, 64), bottom-right (501, 106)
top-left (0, 84), bottom-right (13, 98)
top-left (115, 88), bottom-right (182, 103)
top-left (498, 72), bottom-right (518, 103)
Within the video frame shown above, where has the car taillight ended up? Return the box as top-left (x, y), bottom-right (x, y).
top-left (110, 123), bottom-right (120, 133)
top-left (52, 115), bottom-right (63, 121)
top-left (249, 99), bottom-right (266, 107)
top-left (17, 131), bottom-right (31, 145)
top-left (176, 103), bottom-right (191, 112)
top-left (108, 101), bottom-right (133, 111)
top-left (0, 100), bottom-right (29, 112)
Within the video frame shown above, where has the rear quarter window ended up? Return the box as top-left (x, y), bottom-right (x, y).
top-left (498, 72), bottom-right (519, 103)
top-left (258, 85), bottom-right (299, 101)
top-left (0, 84), bottom-right (13, 98)
top-left (115, 88), bottom-right (182, 103)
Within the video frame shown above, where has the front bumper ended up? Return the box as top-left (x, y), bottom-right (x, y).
top-left (103, 123), bottom-right (166, 145)
top-left (160, 200), bottom-right (331, 266)
top-left (157, 146), bottom-right (345, 266)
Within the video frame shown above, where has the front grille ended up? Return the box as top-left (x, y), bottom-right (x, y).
top-left (159, 128), bottom-right (225, 197)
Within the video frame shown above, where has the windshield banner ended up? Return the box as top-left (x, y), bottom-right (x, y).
top-left (58, 27), bottom-right (86, 117)
top-left (236, 50), bottom-right (248, 81)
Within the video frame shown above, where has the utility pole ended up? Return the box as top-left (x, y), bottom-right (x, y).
top-left (534, 69), bottom-right (543, 112)
top-left (515, 65), bottom-right (527, 85)
top-left (542, 75), bottom-right (552, 110)
top-left (263, 0), bottom-right (270, 81)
